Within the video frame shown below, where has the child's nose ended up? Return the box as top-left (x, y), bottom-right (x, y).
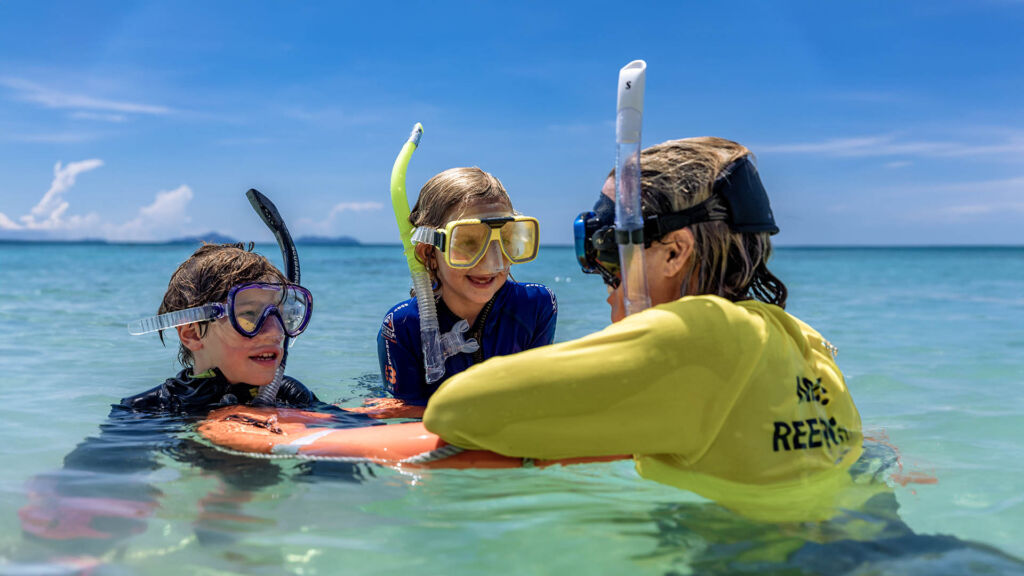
top-left (257, 314), bottom-right (285, 339)
top-left (473, 240), bottom-right (509, 274)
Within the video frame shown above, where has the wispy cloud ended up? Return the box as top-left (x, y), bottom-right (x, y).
top-left (0, 77), bottom-right (172, 115)
top-left (70, 111), bottom-right (128, 123)
top-left (821, 90), bottom-right (908, 104)
top-left (296, 201), bottom-right (384, 235)
top-left (0, 159), bottom-right (197, 241)
top-left (756, 133), bottom-right (1024, 160)
top-left (283, 106), bottom-right (383, 126)
top-left (327, 202), bottom-right (382, 217)
top-left (6, 132), bottom-right (99, 143)
top-left (883, 161), bottom-right (912, 169)
top-left (898, 176), bottom-right (1024, 221)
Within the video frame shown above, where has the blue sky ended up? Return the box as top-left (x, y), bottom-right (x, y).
top-left (1, 1), bottom-right (1022, 245)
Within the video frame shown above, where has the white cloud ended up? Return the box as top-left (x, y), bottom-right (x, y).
top-left (297, 201), bottom-right (384, 235)
top-left (884, 161), bottom-right (912, 169)
top-left (1, 159), bottom-right (196, 241)
top-left (0, 212), bottom-right (20, 230)
top-left (327, 201), bottom-right (382, 218)
top-left (7, 132), bottom-right (98, 143)
top-left (105, 185), bottom-right (194, 241)
top-left (0, 77), bottom-right (172, 115)
top-left (891, 176), bottom-right (1024, 222)
top-left (11, 159), bottom-right (104, 230)
top-left (71, 111), bottom-right (128, 123)
top-left (757, 133), bottom-right (1024, 160)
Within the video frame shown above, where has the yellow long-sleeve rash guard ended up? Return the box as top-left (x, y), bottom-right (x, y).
top-left (424, 295), bottom-right (863, 487)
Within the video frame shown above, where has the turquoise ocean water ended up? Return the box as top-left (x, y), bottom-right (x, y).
top-left (1, 243), bottom-right (1022, 574)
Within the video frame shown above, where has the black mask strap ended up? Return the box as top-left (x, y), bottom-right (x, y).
top-left (644, 196), bottom-right (728, 245)
top-left (713, 155), bottom-right (779, 235)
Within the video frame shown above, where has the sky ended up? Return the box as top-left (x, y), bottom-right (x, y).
top-left (0, 1), bottom-right (1022, 246)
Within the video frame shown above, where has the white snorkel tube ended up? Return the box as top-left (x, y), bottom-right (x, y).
top-left (391, 124), bottom-right (446, 384)
top-left (615, 60), bottom-right (652, 316)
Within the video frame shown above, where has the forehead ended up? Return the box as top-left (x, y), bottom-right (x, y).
top-left (601, 176), bottom-right (615, 200)
top-left (447, 200), bottom-right (513, 222)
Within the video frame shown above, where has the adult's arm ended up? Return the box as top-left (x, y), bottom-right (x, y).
top-left (424, 297), bottom-right (760, 461)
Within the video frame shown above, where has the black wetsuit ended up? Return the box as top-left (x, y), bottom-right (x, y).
top-left (120, 367), bottom-right (319, 413)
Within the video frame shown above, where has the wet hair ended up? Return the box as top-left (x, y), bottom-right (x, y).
top-left (408, 167), bottom-right (512, 291)
top-left (610, 137), bottom-right (787, 307)
top-left (158, 242), bottom-right (288, 367)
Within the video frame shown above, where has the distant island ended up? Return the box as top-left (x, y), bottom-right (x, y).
top-left (0, 231), bottom-right (363, 246)
top-left (294, 235), bottom-right (360, 246)
top-left (165, 232), bottom-right (239, 245)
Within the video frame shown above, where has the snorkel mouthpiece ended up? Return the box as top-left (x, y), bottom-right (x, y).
top-left (615, 60), bottom-right (651, 316)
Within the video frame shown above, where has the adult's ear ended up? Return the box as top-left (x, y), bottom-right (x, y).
top-left (177, 323), bottom-right (204, 352)
top-left (660, 228), bottom-right (695, 279)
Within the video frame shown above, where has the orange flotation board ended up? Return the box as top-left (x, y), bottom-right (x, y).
top-left (198, 405), bottom-right (626, 469)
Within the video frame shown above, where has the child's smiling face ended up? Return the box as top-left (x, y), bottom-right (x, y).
top-left (180, 277), bottom-right (289, 386)
top-left (195, 313), bottom-right (285, 385)
top-left (434, 201), bottom-right (513, 313)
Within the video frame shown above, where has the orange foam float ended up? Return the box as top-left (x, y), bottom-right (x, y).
top-left (198, 405), bottom-right (626, 469)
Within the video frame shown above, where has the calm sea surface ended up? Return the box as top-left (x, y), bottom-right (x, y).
top-left (1, 243), bottom-right (1022, 574)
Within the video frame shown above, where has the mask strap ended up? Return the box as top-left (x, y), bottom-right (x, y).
top-left (411, 226), bottom-right (445, 249)
top-left (643, 196), bottom-right (728, 245)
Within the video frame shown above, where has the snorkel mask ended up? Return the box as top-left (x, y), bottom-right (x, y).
top-left (412, 215), bottom-right (540, 271)
top-left (574, 155), bottom-right (779, 288)
top-left (129, 282), bottom-right (313, 338)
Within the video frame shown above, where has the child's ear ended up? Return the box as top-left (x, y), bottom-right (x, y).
top-left (177, 323), bottom-right (204, 352)
top-left (414, 244), bottom-right (439, 272)
top-left (414, 243), bottom-right (432, 264)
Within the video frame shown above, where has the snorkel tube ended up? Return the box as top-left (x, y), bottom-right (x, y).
top-left (391, 124), bottom-right (446, 384)
top-left (615, 60), bottom-right (652, 316)
top-left (246, 188), bottom-right (299, 405)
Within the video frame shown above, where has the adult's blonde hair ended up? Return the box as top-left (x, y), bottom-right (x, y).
top-left (618, 137), bottom-right (787, 307)
top-left (409, 167), bottom-right (512, 287)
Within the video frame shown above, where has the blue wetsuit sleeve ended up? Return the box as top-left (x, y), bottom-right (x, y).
top-left (527, 285), bottom-right (557, 349)
top-left (377, 307), bottom-right (429, 404)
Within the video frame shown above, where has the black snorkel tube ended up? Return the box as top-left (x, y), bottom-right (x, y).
top-left (246, 188), bottom-right (299, 406)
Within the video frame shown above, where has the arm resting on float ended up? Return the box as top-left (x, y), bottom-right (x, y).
top-left (424, 298), bottom-right (759, 461)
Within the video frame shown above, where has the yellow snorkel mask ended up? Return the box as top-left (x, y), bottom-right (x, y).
top-left (412, 215), bottom-right (540, 269)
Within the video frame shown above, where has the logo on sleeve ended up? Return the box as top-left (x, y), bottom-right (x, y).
top-left (381, 313), bottom-right (396, 342)
top-left (796, 377), bottom-right (829, 405)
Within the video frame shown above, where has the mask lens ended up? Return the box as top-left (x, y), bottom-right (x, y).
top-left (230, 284), bottom-right (312, 337)
top-left (448, 222), bottom-right (491, 267)
top-left (231, 285), bottom-right (280, 334)
top-left (499, 220), bottom-right (538, 262)
top-left (279, 287), bottom-right (310, 334)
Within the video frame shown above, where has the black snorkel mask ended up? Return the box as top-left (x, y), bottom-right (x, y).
top-left (573, 155), bottom-right (779, 288)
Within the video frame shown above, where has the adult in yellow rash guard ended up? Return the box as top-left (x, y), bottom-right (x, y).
top-left (426, 295), bottom-right (861, 484)
top-left (425, 137), bottom-right (871, 522)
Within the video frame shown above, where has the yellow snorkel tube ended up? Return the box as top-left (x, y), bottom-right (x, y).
top-left (391, 123), bottom-right (446, 383)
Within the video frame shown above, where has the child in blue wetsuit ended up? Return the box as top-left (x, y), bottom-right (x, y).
top-left (378, 167), bottom-right (557, 405)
